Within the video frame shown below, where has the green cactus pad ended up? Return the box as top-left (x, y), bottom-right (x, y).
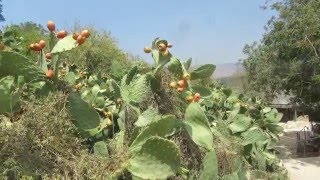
top-left (183, 58), bottom-right (192, 70)
top-left (199, 149), bottom-right (218, 180)
top-left (149, 75), bottom-right (161, 93)
top-left (167, 57), bottom-right (185, 79)
top-left (241, 127), bottom-right (268, 146)
top-left (228, 114), bottom-right (252, 134)
top-left (221, 171), bottom-right (240, 180)
top-left (266, 123), bottom-right (284, 134)
top-left (125, 66), bottom-right (138, 85)
top-left (128, 137), bottom-right (181, 180)
top-left (130, 115), bottom-right (176, 153)
top-left (227, 103), bottom-right (240, 122)
top-left (121, 74), bottom-right (150, 105)
top-left (134, 107), bottom-right (162, 127)
top-left (93, 141), bottom-right (109, 157)
top-left (190, 85), bottom-right (212, 98)
top-left (51, 35), bottom-right (78, 54)
top-left (184, 102), bottom-right (213, 151)
top-left (190, 64), bottom-right (216, 80)
top-left (264, 109), bottom-right (283, 123)
top-left (65, 72), bottom-right (77, 84)
top-left (0, 76), bottom-right (20, 113)
top-left (0, 51), bottom-right (45, 82)
top-left (108, 79), bottom-right (121, 99)
top-left (67, 92), bottom-right (101, 138)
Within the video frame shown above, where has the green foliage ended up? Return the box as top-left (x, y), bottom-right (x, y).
top-left (167, 57), bottom-right (185, 79)
top-left (242, 0), bottom-right (320, 106)
top-left (0, 51), bottom-right (45, 82)
top-left (93, 141), bottom-right (109, 157)
top-left (241, 127), bottom-right (268, 146)
top-left (128, 137), bottom-right (181, 180)
top-left (67, 92), bottom-right (101, 138)
top-left (0, 1), bottom-right (5, 22)
top-left (149, 75), bottom-right (161, 93)
top-left (199, 150), bottom-right (218, 180)
top-left (265, 109), bottom-right (283, 123)
top-left (190, 64), bottom-right (216, 80)
top-left (183, 58), bottom-right (192, 70)
top-left (0, 32), bottom-right (288, 180)
top-left (51, 35), bottom-right (78, 54)
top-left (0, 76), bottom-right (20, 113)
top-left (130, 115), bottom-right (176, 153)
top-left (134, 107), bottom-right (162, 127)
top-left (228, 114), bottom-right (252, 134)
top-left (190, 85), bottom-right (212, 97)
top-left (184, 102), bottom-right (213, 151)
top-left (64, 27), bottom-right (134, 80)
top-left (125, 66), bottom-right (138, 85)
top-left (108, 79), bottom-right (121, 99)
top-left (120, 74), bottom-right (150, 105)
top-left (38, 52), bottom-right (48, 72)
top-left (203, 84), bottom-right (285, 176)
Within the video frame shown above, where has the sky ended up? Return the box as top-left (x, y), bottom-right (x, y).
top-left (0, 0), bottom-right (276, 65)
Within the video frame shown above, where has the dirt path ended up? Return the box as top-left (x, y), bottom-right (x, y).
top-left (277, 117), bottom-right (320, 180)
top-left (281, 157), bottom-right (320, 180)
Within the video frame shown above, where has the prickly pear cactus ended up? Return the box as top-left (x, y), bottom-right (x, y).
top-left (189, 64), bottom-right (216, 80)
top-left (167, 57), bottom-right (185, 79)
top-left (0, 51), bottom-right (45, 82)
top-left (67, 92), bottom-right (101, 138)
top-left (228, 114), bottom-right (252, 134)
top-left (93, 141), bottom-right (109, 157)
top-left (120, 74), bottom-right (150, 105)
top-left (125, 66), bottom-right (138, 85)
top-left (127, 137), bottom-right (181, 180)
top-left (134, 107), bottom-right (162, 127)
top-left (129, 115), bottom-right (176, 153)
top-left (51, 35), bottom-right (78, 54)
top-left (241, 127), bottom-right (268, 146)
top-left (0, 76), bottom-right (20, 113)
top-left (108, 79), bottom-right (121, 99)
top-left (199, 149), bottom-right (218, 180)
top-left (184, 102), bottom-right (213, 151)
top-left (183, 58), bottom-right (192, 70)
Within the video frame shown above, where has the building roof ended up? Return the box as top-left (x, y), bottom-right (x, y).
top-left (270, 92), bottom-right (297, 109)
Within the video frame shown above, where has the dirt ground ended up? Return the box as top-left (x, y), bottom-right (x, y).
top-left (277, 116), bottom-right (320, 180)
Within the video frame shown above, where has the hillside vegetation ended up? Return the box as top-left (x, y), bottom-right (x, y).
top-left (0, 21), bottom-right (288, 179)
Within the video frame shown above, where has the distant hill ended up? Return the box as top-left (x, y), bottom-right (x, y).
top-left (213, 62), bottom-right (244, 79)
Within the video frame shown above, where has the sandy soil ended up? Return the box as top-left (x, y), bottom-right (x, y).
top-left (281, 157), bottom-right (320, 180)
top-left (277, 116), bottom-right (320, 180)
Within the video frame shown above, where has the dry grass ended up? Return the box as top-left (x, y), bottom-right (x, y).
top-left (0, 92), bottom-right (129, 179)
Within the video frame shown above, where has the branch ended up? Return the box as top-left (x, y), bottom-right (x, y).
top-left (305, 35), bottom-right (319, 58)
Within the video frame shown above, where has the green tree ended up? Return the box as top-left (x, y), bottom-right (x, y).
top-left (243, 0), bottom-right (320, 107)
top-left (0, 0), bottom-right (5, 22)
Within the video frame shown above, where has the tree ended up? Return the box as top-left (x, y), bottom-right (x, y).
top-left (0, 0), bottom-right (5, 21)
top-left (242, 0), bottom-right (320, 108)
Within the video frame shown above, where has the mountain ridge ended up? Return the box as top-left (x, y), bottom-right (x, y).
top-left (213, 62), bottom-right (244, 78)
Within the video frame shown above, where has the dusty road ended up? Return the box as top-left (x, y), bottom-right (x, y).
top-left (282, 157), bottom-right (320, 180)
top-left (277, 117), bottom-right (320, 180)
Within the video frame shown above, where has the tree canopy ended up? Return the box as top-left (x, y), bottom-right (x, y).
top-left (0, 0), bottom-right (5, 21)
top-left (243, 0), bottom-right (320, 108)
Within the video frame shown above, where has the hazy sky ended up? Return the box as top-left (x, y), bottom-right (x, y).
top-left (1, 0), bottom-right (276, 65)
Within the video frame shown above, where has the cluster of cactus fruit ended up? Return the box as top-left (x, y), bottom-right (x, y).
top-left (29, 20), bottom-right (91, 80)
top-left (0, 21), bottom-right (287, 179)
top-left (169, 76), bottom-right (201, 102)
top-left (144, 39), bottom-right (172, 56)
top-left (29, 39), bottom-right (46, 52)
